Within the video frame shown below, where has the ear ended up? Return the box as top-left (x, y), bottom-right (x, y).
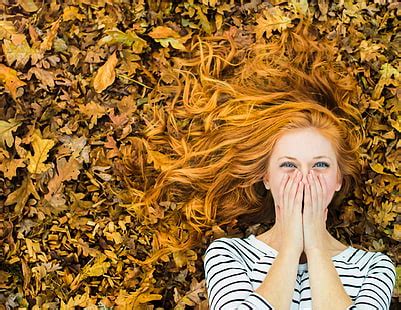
top-left (263, 174), bottom-right (270, 189)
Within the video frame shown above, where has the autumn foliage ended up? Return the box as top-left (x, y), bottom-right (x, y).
top-left (0, 0), bottom-right (400, 309)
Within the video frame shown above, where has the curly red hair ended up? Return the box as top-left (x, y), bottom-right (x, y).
top-left (131, 20), bottom-right (365, 251)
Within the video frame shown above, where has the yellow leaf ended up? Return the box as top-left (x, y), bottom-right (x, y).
top-left (0, 64), bottom-right (26, 100)
top-left (0, 21), bottom-right (17, 40)
top-left (93, 52), bottom-right (118, 93)
top-left (62, 6), bottom-right (85, 21)
top-left (146, 149), bottom-right (175, 172)
top-left (0, 119), bottom-right (21, 148)
top-left (40, 18), bottom-right (61, 52)
top-left (27, 129), bottom-right (55, 174)
top-left (148, 26), bottom-right (190, 51)
top-left (289, 0), bottom-right (309, 16)
top-left (4, 177), bottom-right (40, 214)
top-left (3, 34), bottom-right (32, 68)
top-left (369, 162), bottom-right (391, 175)
top-left (84, 261), bottom-right (110, 277)
top-left (371, 201), bottom-right (396, 228)
top-left (372, 63), bottom-right (400, 100)
top-left (17, 0), bottom-right (39, 12)
top-left (0, 157), bottom-right (25, 179)
top-left (255, 7), bottom-right (293, 40)
top-left (100, 28), bottom-right (148, 53)
top-left (393, 224), bottom-right (401, 241)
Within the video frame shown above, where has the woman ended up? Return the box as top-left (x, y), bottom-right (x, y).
top-left (203, 105), bottom-right (397, 309)
top-left (140, 20), bottom-right (396, 309)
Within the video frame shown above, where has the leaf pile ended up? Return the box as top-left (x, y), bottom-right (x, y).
top-left (0, 0), bottom-right (400, 308)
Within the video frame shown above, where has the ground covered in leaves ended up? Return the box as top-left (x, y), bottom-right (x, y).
top-left (0, 0), bottom-right (400, 309)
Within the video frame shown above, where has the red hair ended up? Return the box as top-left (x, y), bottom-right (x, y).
top-left (128, 21), bottom-right (365, 254)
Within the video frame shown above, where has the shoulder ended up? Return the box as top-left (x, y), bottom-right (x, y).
top-left (204, 236), bottom-right (254, 262)
top-left (205, 236), bottom-right (243, 255)
top-left (347, 247), bottom-right (396, 275)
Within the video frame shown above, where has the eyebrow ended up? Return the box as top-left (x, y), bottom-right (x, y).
top-left (278, 156), bottom-right (332, 161)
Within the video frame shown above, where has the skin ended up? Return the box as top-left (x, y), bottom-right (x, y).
top-left (255, 127), bottom-right (353, 309)
top-left (261, 127), bottom-right (344, 260)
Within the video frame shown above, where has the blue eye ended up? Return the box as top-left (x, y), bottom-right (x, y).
top-left (280, 162), bottom-right (296, 168)
top-left (279, 161), bottom-right (330, 168)
top-left (315, 162), bottom-right (330, 168)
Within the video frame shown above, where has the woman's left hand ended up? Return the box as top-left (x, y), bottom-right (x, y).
top-left (303, 170), bottom-right (330, 254)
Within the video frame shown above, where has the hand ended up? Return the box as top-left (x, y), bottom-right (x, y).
top-left (274, 170), bottom-right (304, 255)
top-left (303, 170), bottom-right (330, 254)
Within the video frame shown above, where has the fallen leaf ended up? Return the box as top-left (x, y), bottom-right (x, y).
top-left (26, 129), bottom-right (55, 174)
top-left (17, 0), bottom-right (39, 12)
top-left (4, 177), bottom-right (40, 214)
top-left (0, 64), bottom-right (26, 100)
top-left (93, 52), bottom-right (118, 93)
top-left (3, 34), bottom-right (32, 68)
top-left (0, 119), bottom-right (21, 148)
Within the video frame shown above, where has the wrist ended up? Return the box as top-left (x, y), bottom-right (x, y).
top-left (304, 247), bottom-right (330, 257)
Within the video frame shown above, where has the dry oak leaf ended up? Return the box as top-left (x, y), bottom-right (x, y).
top-left (4, 176), bottom-right (40, 215)
top-left (372, 63), bottom-right (400, 100)
top-left (115, 289), bottom-right (162, 309)
top-left (0, 118), bottom-right (21, 148)
top-left (27, 67), bottom-right (56, 90)
top-left (148, 26), bottom-right (189, 50)
top-left (174, 278), bottom-right (206, 309)
top-left (62, 6), bottom-right (85, 21)
top-left (0, 21), bottom-right (18, 39)
top-left (3, 34), bottom-right (31, 68)
top-left (93, 51), bottom-right (118, 93)
top-left (40, 18), bottom-right (61, 53)
top-left (44, 157), bottom-right (81, 201)
top-left (371, 201), bottom-right (397, 229)
top-left (393, 224), bottom-right (401, 241)
top-left (26, 129), bottom-right (55, 174)
top-left (255, 7), bottom-right (293, 40)
top-left (0, 153), bottom-right (25, 179)
top-left (17, 0), bottom-right (39, 12)
top-left (0, 64), bottom-right (26, 100)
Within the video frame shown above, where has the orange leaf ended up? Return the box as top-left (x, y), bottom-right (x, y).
top-left (0, 64), bottom-right (26, 100)
top-left (93, 52), bottom-right (118, 93)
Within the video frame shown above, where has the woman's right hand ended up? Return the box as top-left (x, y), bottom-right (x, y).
top-left (274, 169), bottom-right (304, 255)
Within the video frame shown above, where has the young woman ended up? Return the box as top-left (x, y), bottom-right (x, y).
top-left (140, 20), bottom-right (397, 309)
top-left (203, 106), bottom-right (397, 309)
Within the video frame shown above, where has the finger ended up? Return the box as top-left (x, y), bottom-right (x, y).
top-left (312, 171), bottom-right (323, 210)
top-left (294, 179), bottom-right (304, 212)
top-left (278, 174), bottom-right (289, 213)
top-left (308, 171), bottom-right (317, 212)
top-left (284, 170), bottom-right (298, 209)
top-left (304, 175), bottom-right (311, 215)
top-left (288, 170), bottom-right (302, 207)
top-left (318, 174), bottom-right (328, 208)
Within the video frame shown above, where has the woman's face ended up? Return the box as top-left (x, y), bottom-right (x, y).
top-left (263, 127), bottom-right (342, 209)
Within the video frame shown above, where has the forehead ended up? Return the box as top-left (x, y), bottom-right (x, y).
top-left (272, 128), bottom-right (336, 157)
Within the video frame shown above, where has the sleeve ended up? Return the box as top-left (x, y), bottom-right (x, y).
top-left (346, 253), bottom-right (396, 310)
top-left (203, 239), bottom-right (274, 310)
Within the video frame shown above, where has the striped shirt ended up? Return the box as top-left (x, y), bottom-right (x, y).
top-left (204, 234), bottom-right (396, 309)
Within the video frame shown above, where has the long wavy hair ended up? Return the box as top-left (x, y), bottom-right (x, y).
top-left (130, 20), bottom-right (365, 252)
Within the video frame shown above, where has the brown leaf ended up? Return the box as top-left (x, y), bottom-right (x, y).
top-left (4, 177), bottom-right (40, 214)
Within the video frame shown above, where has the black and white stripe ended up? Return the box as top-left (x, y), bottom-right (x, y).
top-left (203, 235), bottom-right (396, 309)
